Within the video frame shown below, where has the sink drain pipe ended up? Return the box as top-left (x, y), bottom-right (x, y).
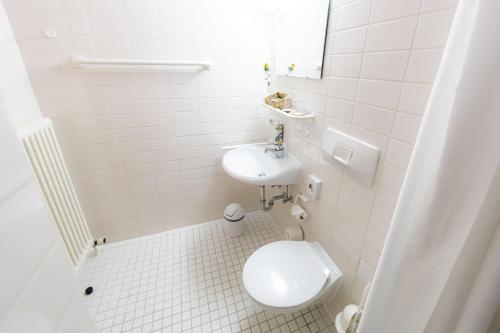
top-left (260, 185), bottom-right (293, 212)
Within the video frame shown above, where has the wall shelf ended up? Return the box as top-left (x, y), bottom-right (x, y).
top-left (262, 103), bottom-right (315, 119)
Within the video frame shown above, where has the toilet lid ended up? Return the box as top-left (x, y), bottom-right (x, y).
top-left (243, 241), bottom-right (330, 309)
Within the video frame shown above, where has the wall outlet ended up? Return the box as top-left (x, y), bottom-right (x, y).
top-left (306, 175), bottom-right (321, 201)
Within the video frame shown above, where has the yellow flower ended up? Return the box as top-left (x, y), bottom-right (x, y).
top-left (263, 63), bottom-right (270, 72)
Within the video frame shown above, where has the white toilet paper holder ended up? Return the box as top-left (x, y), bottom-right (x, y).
top-left (293, 193), bottom-right (309, 204)
top-left (291, 193), bottom-right (309, 221)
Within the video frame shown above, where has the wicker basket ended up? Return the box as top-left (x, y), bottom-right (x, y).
top-left (264, 92), bottom-right (293, 110)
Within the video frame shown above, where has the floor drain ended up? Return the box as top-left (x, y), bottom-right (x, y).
top-left (84, 286), bottom-right (94, 295)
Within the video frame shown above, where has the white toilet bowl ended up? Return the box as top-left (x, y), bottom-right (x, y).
top-left (242, 240), bottom-right (343, 313)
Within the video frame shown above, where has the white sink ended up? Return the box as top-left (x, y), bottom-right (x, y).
top-left (222, 146), bottom-right (302, 186)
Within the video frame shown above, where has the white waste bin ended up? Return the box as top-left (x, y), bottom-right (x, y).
top-left (223, 203), bottom-right (245, 237)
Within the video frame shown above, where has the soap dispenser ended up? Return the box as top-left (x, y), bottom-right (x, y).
top-left (273, 122), bottom-right (284, 145)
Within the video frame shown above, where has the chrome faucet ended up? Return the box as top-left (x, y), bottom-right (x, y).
top-left (264, 143), bottom-right (285, 158)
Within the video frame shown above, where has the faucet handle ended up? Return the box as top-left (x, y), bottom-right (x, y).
top-left (264, 143), bottom-right (285, 157)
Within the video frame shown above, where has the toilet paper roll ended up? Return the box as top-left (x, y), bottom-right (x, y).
top-left (291, 203), bottom-right (308, 221)
top-left (285, 226), bottom-right (304, 241)
top-left (340, 304), bottom-right (359, 331)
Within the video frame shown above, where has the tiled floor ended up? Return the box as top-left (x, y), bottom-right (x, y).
top-left (78, 211), bottom-right (336, 333)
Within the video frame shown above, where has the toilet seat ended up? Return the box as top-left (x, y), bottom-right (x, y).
top-left (243, 241), bottom-right (330, 309)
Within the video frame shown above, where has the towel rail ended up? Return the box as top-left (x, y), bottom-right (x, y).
top-left (70, 55), bottom-right (211, 69)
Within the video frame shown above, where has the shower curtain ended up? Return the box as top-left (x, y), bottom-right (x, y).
top-left (357, 1), bottom-right (500, 333)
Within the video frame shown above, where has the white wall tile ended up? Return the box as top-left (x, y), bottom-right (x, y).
top-left (337, 200), bottom-right (369, 236)
top-left (108, 100), bottom-right (142, 115)
top-left (112, 114), bottom-right (145, 128)
top-left (398, 83), bottom-right (431, 115)
top-left (352, 104), bottom-right (395, 135)
top-left (326, 98), bottom-right (355, 122)
top-left (84, 0), bottom-right (124, 19)
top-left (371, 0), bottom-right (422, 23)
top-left (377, 162), bottom-right (405, 192)
top-left (357, 79), bottom-right (402, 109)
top-left (47, 14), bottom-right (90, 35)
top-left (130, 38), bottom-right (163, 55)
top-left (365, 17), bottom-right (418, 52)
top-left (421, 0), bottom-right (458, 12)
top-left (88, 18), bottom-right (127, 37)
top-left (158, 4), bottom-right (191, 24)
top-left (2, 0), bottom-right (44, 12)
top-left (93, 36), bottom-right (130, 55)
top-left (328, 77), bottom-right (358, 100)
top-left (127, 21), bottom-right (161, 39)
top-left (361, 51), bottom-right (410, 81)
top-left (414, 9), bottom-right (455, 49)
top-left (386, 139), bottom-right (413, 170)
top-left (370, 205), bottom-right (393, 234)
top-left (405, 49), bottom-right (443, 83)
top-left (81, 129), bottom-right (114, 144)
top-left (339, 184), bottom-right (373, 220)
top-left (43, 0), bottom-right (87, 16)
top-left (331, 54), bottom-right (363, 77)
top-left (335, 0), bottom-right (372, 31)
top-left (391, 112), bottom-right (422, 144)
top-left (123, 1), bottom-right (158, 21)
top-left (162, 22), bottom-right (193, 40)
top-left (115, 127), bottom-right (147, 141)
top-left (122, 152), bottom-right (151, 166)
top-left (333, 27), bottom-right (367, 54)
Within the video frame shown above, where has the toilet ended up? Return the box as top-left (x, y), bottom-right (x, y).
top-left (243, 240), bottom-right (342, 312)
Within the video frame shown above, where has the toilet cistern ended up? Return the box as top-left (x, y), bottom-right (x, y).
top-left (321, 128), bottom-right (379, 186)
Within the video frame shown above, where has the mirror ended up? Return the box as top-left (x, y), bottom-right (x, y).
top-left (273, 0), bottom-right (330, 79)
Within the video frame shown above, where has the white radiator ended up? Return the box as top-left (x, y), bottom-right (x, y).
top-left (18, 118), bottom-right (94, 268)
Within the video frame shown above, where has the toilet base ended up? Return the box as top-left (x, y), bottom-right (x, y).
top-left (247, 293), bottom-right (328, 314)
top-left (335, 313), bottom-right (345, 333)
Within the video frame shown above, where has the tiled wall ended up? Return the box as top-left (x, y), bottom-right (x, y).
top-left (0, 2), bottom-right (95, 331)
top-left (2, 0), bottom-right (273, 241)
top-left (270, 0), bottom-right (458, 313)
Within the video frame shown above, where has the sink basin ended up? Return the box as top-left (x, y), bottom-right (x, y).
top-left (222, 146), bottom-right (302, 186)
